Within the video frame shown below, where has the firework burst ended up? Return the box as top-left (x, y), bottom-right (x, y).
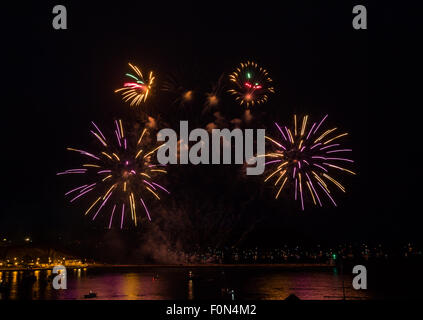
top-left (161, 73), bottom-right (196, 108)
top-left (57, 120), bottom-right (169, 228)
top-left (115, 63), bottom-right (155, 107)
top-left (204, 73), bottom-right (224, 112)
top-left (262, 114), bottom-right (356, 210)
top-left (228, 61), bottom-right (275, 108)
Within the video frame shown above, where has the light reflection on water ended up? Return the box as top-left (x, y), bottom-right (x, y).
top-left (241, 269), bottom-right (372, 300)
top-left (0, 267), bottom-right (373, 300)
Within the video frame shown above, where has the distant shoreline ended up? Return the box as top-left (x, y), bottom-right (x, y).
top-left (0, 263), bottom-right (335, 272)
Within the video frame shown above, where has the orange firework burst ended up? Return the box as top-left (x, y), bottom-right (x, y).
top-left (115, 63), bottom-right (155, 107)
top-left (228, 61), bottom-right (274, 107)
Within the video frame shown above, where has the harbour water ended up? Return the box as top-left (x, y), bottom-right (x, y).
top-left (0, 266), bottom-right (417, 300)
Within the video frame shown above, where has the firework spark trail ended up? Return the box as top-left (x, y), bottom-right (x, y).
top-left (261, 114), bottom-right (356, 210)
top-left (58, 120), bottom-right (169, 228)
top-left (121, 203), bottom-right (125, 229)
top-left (228, 61), bottom-right (275, 108)
top-left (151, 182), bottom-right (170, 194)
top-left (64, 184), bottom-right (88, 195)
top-left (139, 198), bottom-right (151, 221)
top-left (115, 63), bottom-right (155, 107)
top-left (70, 187), bottom-right (95, 203)
top-left (108, 204), bottom-right (117, 230)
top-left (56, 169), bottom-right (87, 175)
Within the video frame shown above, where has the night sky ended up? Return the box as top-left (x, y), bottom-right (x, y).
top-left (2, 1), bottom-right (420, 248)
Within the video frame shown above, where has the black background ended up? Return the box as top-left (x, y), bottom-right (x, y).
top-left (1, 1), bottom-right (421, 247)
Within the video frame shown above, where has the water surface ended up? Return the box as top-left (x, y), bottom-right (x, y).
top-left (0, 266), bottom-right (402, 300)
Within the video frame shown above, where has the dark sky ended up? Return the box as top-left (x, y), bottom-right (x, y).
top-left (2, 1), bottom-right (420, 246)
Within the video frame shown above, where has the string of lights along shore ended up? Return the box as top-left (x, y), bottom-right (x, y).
top-left (58, 61), bottom-right (355, 228)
